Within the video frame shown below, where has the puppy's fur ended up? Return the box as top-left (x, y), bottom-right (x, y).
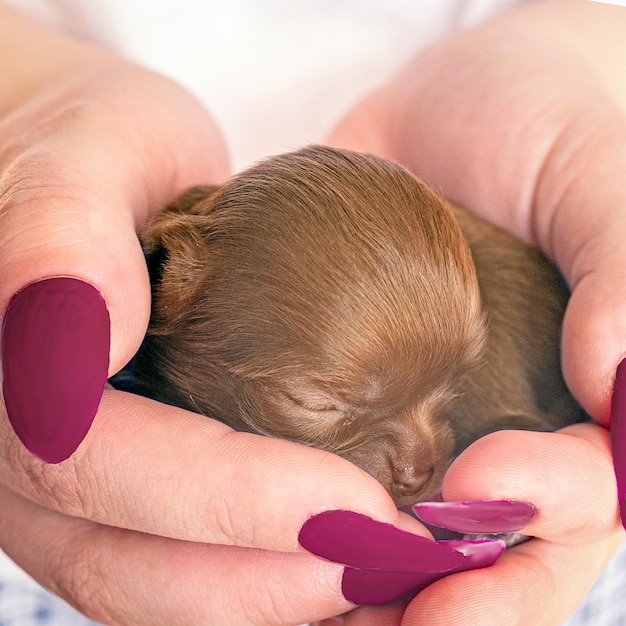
top-left (127, 145), bottom-right (582, 509)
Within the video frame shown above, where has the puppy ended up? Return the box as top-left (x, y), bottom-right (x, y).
top-left (122, 145), bottom-right (582, 510)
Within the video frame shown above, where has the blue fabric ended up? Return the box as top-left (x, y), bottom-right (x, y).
top-left (563, 537), bottom-right (626, 626)
top-left (0, 579), bottom-right (101, 626)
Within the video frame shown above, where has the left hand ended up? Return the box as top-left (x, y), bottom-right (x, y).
top-left (326, 1), bottom-right (626, 623)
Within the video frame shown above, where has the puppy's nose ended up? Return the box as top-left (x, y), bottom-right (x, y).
top-left (390, 464), bottom-right (434, 498)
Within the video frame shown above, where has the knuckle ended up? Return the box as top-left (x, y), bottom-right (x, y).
top-left (241, 556), bottom-right (313, 626)
top-left (1, 434), bottom-right (98, 520)
top-left (203, 490), bottom-right (242, 545)
top-left (49, 532), bottom-right (116, 624)
top-left (257, 585), bottom-right (291, 626)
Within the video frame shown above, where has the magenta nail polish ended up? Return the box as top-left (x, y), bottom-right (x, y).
top-left (2, 278), bottom-right (110, 463)
top-left (413, 500), bottom-right (537, 534)
top-left (611, 358), bottom-right (626, 529)
top-left (342, 567), bottom-right (440, 606)
top-left (341, 539), bottom-right (505, 605)
top-left (298, 510), bottom-right (465, 574)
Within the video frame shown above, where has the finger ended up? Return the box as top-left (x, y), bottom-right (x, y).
top-left (440, 424), bottom-right (619, 542)
top-left (326, 88), bottom-right (396, 160)
top-left (0, 483), bottom-right (352, 626)
top-left (0, 61), bottom-right (229, 372)
top-left (335, 605), bottom-right (405, 626)
top-left (525, 96), bottom-right (626, 425)
top-left (401, 532), bottom-right (624, 626)
top-left (0, 389), bottom-right (402, 551)
top-left (556, 126), bottom-right (626, 518)
top-left (558, 216), bottom-right (626, 423)
top-left (0, 61), bottom-right (229, 462)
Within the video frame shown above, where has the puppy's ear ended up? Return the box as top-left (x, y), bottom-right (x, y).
top-left (167, 185), bottom-right (222, 217)
top-left (141, 185), bottom-right (221, 333)
top-left (142, 185), bottom-right (220, 253)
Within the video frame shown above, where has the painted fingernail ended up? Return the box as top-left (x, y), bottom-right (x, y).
top-left (341, 539), bottom-right (505, 605)
top-left (2, 278), bottom-right (110, 463)
top-left (298, 510), bottom-right (465, 574)
top-left (611, 358), bottom-right (626, 529)
top-left (442, 538), bottom-right (506, 566)
top-left (413, 500), bottom-right (537, 534)
top-left (299, 511), bottom-right (505, 606)
top-left (342, 567), bottom-right (441, 606)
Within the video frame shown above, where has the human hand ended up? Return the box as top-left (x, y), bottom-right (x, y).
top-left (0, 7), bottom-right (444, 625)
top-left (326, 0), bottom-right (626, 623)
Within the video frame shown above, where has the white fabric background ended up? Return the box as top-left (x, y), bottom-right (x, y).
top-left (5, 0), bottom-right (522, 171)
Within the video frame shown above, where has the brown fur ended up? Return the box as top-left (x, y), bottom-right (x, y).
top-left (127, 145), bottom-right (582, 509)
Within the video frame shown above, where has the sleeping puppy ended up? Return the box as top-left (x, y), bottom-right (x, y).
top-left (123, 145), bottom-right (582, 511)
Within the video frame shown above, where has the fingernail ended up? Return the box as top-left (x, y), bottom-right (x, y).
top-left (413, 500), bottom-right (537, 534)
top-left (299, 511), bottom-right (505, 606)
top-left (2, 278), bottom-right (110, 463)
top-left (298, 510), bottom-right (464, 574)
top-left (442, 538), bottom-right (506, 566)
top-left (342, 567), bottom-right (440, 606)
top-left (341, 539), bottom-right (505, 606)
top-left (611, 358), bottom-right (626, 529)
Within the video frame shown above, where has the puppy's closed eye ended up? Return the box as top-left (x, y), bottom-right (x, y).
top-left (274, 388), bottom-right (351, 427)
top-left (280, 386), bottom-right (342, 413)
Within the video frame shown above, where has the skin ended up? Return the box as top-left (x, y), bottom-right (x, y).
top-left (325, 0), bottom-right (626, 623)
top-left (0, 1), bottom-right (624, 624)
top-left (0, 5), bottom-right (399, 625)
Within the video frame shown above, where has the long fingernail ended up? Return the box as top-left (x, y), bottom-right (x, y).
top-left (611, 358), bottom-right (626, 529)
top-left (341, 539), bottom-right (504, 606)
top-left (413, 500), bottom-right (537, 534)
top-left (342, 567), bottom-right (439, 606)
top-left (298, 510), bottom-right (465, 574)
top-left (2, 278), bottom-right (110, 463)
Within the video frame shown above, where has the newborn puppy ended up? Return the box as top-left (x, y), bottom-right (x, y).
top-left (126, 145), bottom-right (582, 510)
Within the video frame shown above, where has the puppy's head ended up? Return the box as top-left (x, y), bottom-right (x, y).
top-left (134, 146), bottom-right (485, 507)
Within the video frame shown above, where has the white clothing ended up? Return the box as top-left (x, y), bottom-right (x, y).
top-left (7, 0), bottom-right (522, 171)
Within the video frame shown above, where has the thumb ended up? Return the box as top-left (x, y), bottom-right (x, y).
top-left (526, 101), bottom-right (626, 530)
top-left (561, 253), bottom-right (626, 427)
top-left (556, 170), bottom-right (626, 527)
top-left (0, 61), bottom-right (229, 463)
top-left (529, 104), bottom-right (626, 426)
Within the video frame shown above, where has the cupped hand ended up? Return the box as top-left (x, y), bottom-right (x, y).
top-left (0, 7), bottom-right (420, 625)
top-left (327, 0), bottom-right (626, 623)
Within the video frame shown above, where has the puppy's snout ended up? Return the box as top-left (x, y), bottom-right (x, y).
top-left (390, 463), bottom-right (434, 499)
